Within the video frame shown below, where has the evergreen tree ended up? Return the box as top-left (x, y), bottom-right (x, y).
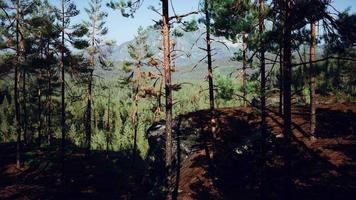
top-left (211, 0), bottom-right (256, 107)
top-left (83, 0), bottom-right (113, 155)
top-left (122, 27), bottom-right (157, 160)
top-left (0, 0), bottom-right (38, 168)
top-left (55, 0), bottom-right (88, 152)
top-left (26, 0), bottom-right (57, 145)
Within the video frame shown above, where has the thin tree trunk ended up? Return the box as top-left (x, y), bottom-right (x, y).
top-left (205, 0), bottom-right (214, 111)
top-left (325, 57), bottom-right (329, 92)
top-left (242, 34), bottom-right (247, 108)
top-left (22, 69), bottom-right (27, 144)
top-left (86, 70), bottom-right (93, 155)
top-left (106, 90), bottom-right (110, 159)
top-left (38, 86), bottom-right (42, 146)
top-left (86, 11), bottom-right (96, 156)
top-left (283, 0), bottom-right (293, 197)
top-left (38, 48), bottom-right (44, 146)
top-left (60, 0), bottom-right (66, 152)
top-left (162, 0), bottom-right (173, 197)
top-left (279, 45), bottom-right (283, 115)
top-left (47, 69), bottom-right (52, 144)
top-left (259, 0), bottom-right (266, 197)
top-left (133, 98), bottom-right (138, 161)
top-left (309, 22), bottom-right (317, 136)
top-left (303, 44), bottom-right (307, 66)
top-left (15, 0), bottom-right (22, 168)
top-left (205, 0), bottom-right (216, 159)
top-left (132, 68), bottom-right (140, 162)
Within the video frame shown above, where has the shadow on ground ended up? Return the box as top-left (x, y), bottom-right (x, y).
top-left (0, 140), bottom-right (147, 200)
top-left (1, 103), bottom-right (356, 200)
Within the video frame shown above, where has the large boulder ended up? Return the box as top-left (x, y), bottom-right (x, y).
top-left (143, 117), bottom-right (202, 199)
top-left (145, 117), bottom-right (202, 171)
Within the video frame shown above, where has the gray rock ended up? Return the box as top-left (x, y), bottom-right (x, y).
top-left (145, 117), bottom-right (201, 170)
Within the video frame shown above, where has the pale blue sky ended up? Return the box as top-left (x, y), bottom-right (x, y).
top-left (50, 0), bottom-right (355, 45)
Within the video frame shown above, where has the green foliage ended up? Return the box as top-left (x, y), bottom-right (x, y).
top-left (302, 87), bottom-right (310, 104)
top-left (181, 19), bottom-right (199, 32)
top-left (211, 0), bottom-right (257, 42)
top-left (107, 0), bottom-right (143, 18)
top-left (214, 70), bottom-right (234, 101)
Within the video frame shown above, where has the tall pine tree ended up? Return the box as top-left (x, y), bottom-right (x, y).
top-left (83, 0), bottom-right (112, 155)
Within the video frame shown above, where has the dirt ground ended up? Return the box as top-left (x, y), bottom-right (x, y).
top-left (173, 103), bottom-right (356, 199)
top-left (1, 103), bottom-right (355, 199)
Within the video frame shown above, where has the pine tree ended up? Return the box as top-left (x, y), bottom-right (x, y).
top-left (161, 1), bottom-right (173, 188)
top-left (259, 0), bottom-right (267, 197)
top-left (122, 27), bottom-right (156, 160)
top-left (56, 0), bottom-right (88, 153)
top-left (27, 0), bottom-right (58, 145)
top-left (282, 0), bottom-right (293, 197)
top-left (211, 0), bottom-right (256, 107)
top-left (83, 0), bottom-right (112, 155)
top-left (204, 0), bottom-right (215, 112)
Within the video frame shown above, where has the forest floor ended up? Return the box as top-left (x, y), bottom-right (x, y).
top-left (174, 102), bottom-right (356, 200)
top-left (0, 103), bottom-right (355, 200)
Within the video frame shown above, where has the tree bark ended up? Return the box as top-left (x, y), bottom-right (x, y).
top-left (309, 22), bottom-right (317, 136)
top-left (106, 90), bottom-right (110, 159)
top-left (204, 0), bottom-right (216, 159)
top-left (279, 44), bottom-right (283, 115)
top-left (60, 0), bottom-right (66, 153)
top-left (86, 9), bottom-right (97, 156)
top-left (162, 0), bottom-right (173, 197)
top-left (259, 0), bottom-right (266, 197)
top-left (133, 97), bottom-right (138, 161)
top-left (86, 70), bottom-right (93, 155)
top-left (205, 0), bottom-right (214, 112)
top-left (242, 34), bottom-right (247, 108)
top-left (283, 0), bottom-right (293, 197)
top-left (15, 0), bottom-right (21, 168)
top-left (132, 66), bottom-right (140, 162)
top-left (22, 68), bottom-right (27, 144)
top-left (47, 69), bottom-right (52, 144)
top-left (37, 86), bottom-right (42, 146)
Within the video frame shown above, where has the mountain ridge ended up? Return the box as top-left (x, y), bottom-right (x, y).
top-left (110, 27), bottom-right (241, 67)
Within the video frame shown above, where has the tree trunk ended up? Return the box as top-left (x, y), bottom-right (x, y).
top-left (279, 44), bottom-right (283, 115)
top-left (106, 90), bottom-right (110, 159)
top-left (60, 0), bottom-right (66, 153)
top-left (205, 0), bottom-right (214, 111)
top-left (283, 0), bottom-right (293, 197)
top-left (309, 22), bottom-right (317, 136)
top-left (242, 34), bottom-right (247, 108)
top-left (162, 0), bottom-right (173, 197)
top-left (38, 48), bottom-right (44, 147)
top-left (325, 57), bottom-right (329, 93)
top-left (259, 0), bottom-right (266, 197)
top-left (86, 11), bottom-right (97, 156)
top-left (132, 70), bottom-right (140, 162)
top-left (133, 98), bottom-right (138, 161)
top-left (22, 69), bottom-right (27, 144)
top-left (38, 86), bottom-right (42, 146)
top-left (47, 69), bottom-right (52, 144)
top-left (204, 0), bottom-right (216, 159)
top-left (86, 70), bottom-right (93, 155)
top-left (15, 0), bottom-right (22, 168)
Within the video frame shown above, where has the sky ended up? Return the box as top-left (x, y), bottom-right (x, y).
top-left (50, 0), bottom-right (356, 45)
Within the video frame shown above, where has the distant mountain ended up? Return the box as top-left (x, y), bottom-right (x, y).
top-left (110, 27), bottom-right (241, 67)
